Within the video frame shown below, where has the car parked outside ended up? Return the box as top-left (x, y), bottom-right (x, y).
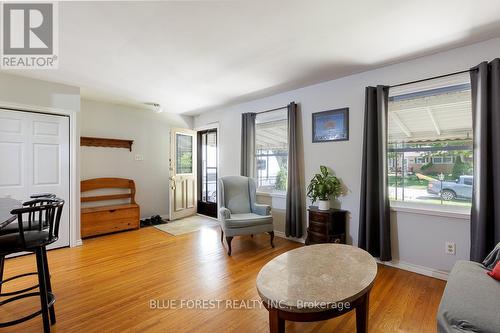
top-left (427, 175), bottom-right (473, 200)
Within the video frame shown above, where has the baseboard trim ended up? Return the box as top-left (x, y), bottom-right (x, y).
top-left (74, 239), bottom-right (83, 247)
top-left (274, 230), bottom-right (305, 244)
top-left (378, 259), bottom-right (449, 281)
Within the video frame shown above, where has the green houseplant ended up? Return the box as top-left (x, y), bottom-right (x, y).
top-left (307, 165), bottom-right (342, 210)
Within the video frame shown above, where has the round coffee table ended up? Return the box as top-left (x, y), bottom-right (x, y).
top-left (256, 244), bottom-right (377, 333)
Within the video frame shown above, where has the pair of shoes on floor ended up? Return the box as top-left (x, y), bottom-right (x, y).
top-left (151, 215), bottom-right (163, 225)
top-left (140, 215), bottom-right (164, 227)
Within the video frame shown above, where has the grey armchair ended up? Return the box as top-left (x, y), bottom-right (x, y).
top-left (218, 176), bottom-right (274, 255)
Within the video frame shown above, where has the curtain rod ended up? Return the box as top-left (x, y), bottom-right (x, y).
top-left (255, 105), bottom-right (288, 115)
top-left (389, 68), bottom-right (476, 89)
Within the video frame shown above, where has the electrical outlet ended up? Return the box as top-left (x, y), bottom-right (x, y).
top-left (135, 154), bottom-right (144, 161)
top-left (445, 241), bottom-right (456, 255)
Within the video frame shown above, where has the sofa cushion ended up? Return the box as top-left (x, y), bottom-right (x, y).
top-left (437, 260), bottom-right (500, 333)
top-left (224, 213), bottom-right (272, 228)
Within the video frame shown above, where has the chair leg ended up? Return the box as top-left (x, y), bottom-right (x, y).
top-left (35, 248), bottom-right (51, 333)
top-left (220, 228), bottom-right (224, 243)
top-left (42, 247), bottom-right (56, 325)
top-left (0, 255), bottom-right (4, 295)
top-left (250, 234), bottom-right (253, 238)
top-left (225, 236), bottom-right (233, 256)
top-left (269, 231), bottom-right (275, 248)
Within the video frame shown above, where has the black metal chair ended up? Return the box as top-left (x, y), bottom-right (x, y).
top-left (0, 198), bottom-right (64, 332)
top-left (29, 193), bottom-right (56, 200)
top-left (0, 194), bottom-right (57, 236)
top-left (0, 193), bottom-right (58, 295)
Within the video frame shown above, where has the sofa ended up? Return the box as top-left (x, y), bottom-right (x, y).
top-left (437, 260), bottom-right (500, 333)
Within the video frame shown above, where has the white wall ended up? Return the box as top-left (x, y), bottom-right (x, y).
top-left (194, 37), bottom-right (500, 274)
top-left (80, 99), bottom-right (193, 218)
top-left (0, 72), bottom-right (80, 112)
top-left (390, 211), bottom-right (470, 277)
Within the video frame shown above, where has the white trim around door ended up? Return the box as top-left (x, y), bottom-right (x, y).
top-left (0, 100), bottom-right (81, 248)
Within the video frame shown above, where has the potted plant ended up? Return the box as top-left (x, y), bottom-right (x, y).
top-left (307, 165), bottom-right (342, 210)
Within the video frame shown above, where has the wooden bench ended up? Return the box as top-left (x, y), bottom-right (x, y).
top-left (81, 178), bottom-right (140, 238)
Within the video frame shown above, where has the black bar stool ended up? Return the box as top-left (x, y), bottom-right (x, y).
top-left (0, 198), bottom-right (64, 332)
top-left (0, 194), bottom-right (58, 237)
top-left (0, 194), bottom-right (58, 296)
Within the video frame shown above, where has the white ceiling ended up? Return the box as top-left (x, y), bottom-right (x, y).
top-left (7, 0), bottom-right (500, 115)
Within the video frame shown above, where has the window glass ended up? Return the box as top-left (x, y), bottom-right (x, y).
top-left (203, 131), bottom-right (217, 203)
top-left (255, 109), bottom-right (288, 193)
top-left (388, 77), bottom-right (473, 209)
top-left (463, 177), bottom-right (473, 186)
top-left (176, 133), bottom-right (193, 174)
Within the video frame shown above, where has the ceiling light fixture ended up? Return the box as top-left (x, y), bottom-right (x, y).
top-left (145, 102), bottom-right (163, 113)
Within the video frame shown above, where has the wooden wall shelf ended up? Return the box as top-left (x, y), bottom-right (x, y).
top-left (81, 137), bottom-right (134, 151)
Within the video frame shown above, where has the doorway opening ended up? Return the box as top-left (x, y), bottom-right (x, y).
top-left (197, 128), bottom-right (217, 218)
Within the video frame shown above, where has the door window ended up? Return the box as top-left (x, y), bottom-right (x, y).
top-left (176, 133), bottom-right (193, 174)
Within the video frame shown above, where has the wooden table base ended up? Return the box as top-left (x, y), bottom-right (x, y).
top-left (266, 292), bottom-right (370, 333)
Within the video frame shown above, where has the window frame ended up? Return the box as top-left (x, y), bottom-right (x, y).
top-left (387, 76), bottom-right (473, 214)
top-left (415, 157), bottom-right (427, 164)
top-left (432, 156), bottom-right (443, 164)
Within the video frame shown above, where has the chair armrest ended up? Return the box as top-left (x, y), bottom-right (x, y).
top-left (219, 207), bottom-right (231, 220)
top-left (253, 203), bottom-right (271, 216)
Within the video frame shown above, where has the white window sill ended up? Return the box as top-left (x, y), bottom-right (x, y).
top-left (390, 201), bottom-right (470, 220)
top-left (256, 191), bottom-right (287, 199)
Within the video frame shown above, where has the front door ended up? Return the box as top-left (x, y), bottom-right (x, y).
top-left (169, 128), bottom-right (197, 221)
top-left (197, 129), bottom-right (217, 218)
top-left (0, 109), bottom-right (70, 249)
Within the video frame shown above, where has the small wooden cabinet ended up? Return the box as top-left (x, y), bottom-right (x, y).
top-left (305, 207), bottom-right (347, 245)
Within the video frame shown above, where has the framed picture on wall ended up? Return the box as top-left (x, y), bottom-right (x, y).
top-left (312, 108), bottom-right (349, 142)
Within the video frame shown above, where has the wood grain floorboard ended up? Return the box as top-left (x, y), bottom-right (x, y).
top-left (0, 223), bottom-right (446, 332)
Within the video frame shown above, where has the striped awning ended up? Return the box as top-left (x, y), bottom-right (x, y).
top-left (388, 84), bottom-right (472, 143)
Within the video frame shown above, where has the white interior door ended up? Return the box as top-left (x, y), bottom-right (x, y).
top-left (169, 128), bottom-right (197, 221)
top-left (0, 109), bottom-right (70, 249)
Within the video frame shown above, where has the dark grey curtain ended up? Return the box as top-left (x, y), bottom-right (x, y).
top-left (470, 58), bottom-right (500, 262)
top-left (241, 113), bottom-right (256, 177)
top-left (286, 102), bottom-right (304, 238)
top-left (358, 85), bottom-right (391, 261)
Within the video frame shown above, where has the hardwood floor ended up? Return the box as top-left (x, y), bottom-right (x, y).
top-left (0, 222), bottom-right (446, 332)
